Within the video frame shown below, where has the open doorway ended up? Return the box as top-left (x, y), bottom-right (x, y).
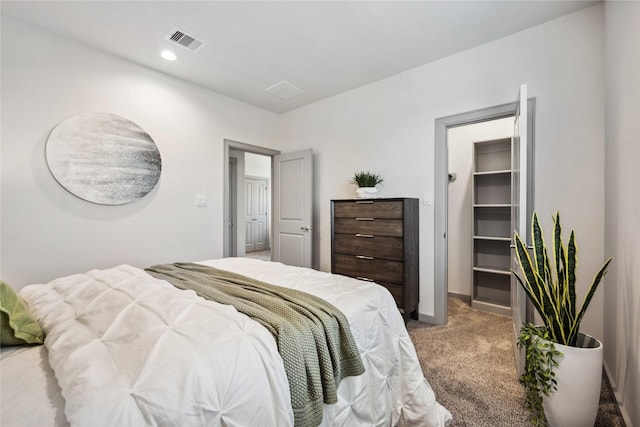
top-left (224, 140), bottom-right (279, 260)
top-left (244, 154), bottom-right (272, 260)
top-left (223, 140), bottom-right (314, 268)
top-left (447, 117), bottom-right (514, 306)
top-left (434, 97), bottom-right (535, 326)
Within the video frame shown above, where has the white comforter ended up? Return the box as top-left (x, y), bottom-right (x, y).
top-left (20, 258), bottom-right (451, 427)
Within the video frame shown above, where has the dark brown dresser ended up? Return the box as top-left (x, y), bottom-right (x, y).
top-left (331, 198), bottom-right (419, 320)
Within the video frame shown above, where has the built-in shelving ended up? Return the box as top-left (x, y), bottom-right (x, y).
top-left (471, 138), bottom-right (512, 316)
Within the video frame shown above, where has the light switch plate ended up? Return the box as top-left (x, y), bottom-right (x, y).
top-left (196, 194), bottom-right (208, 207)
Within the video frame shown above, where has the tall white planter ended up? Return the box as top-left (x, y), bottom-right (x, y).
top-left (543, 333), bottom-right (603, 427)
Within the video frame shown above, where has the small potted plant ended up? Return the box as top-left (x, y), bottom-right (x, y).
top-left (351, 171), bottom-right (383, 198)
top-left (513, 212), bottom-right (611, 427)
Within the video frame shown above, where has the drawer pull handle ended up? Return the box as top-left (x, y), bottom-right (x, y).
top-left (355, 217), bottom-right (374, 221)
top-left (356, 255), bottom-right (374, 260)
top-left (356, 276), bottom-right (374, 282)
top-left (355, 201), bottom-right (374, 204)
top-left (355, 234), bottom-right (374, 238)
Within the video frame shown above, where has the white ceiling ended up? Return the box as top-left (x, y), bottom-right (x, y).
top-left (1, 1), bottom-right (597, 114)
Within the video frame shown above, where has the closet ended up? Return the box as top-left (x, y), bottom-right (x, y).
top-left (471, 138), bottom-right (512, 316)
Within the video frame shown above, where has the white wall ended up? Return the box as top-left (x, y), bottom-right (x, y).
top-left (281, 5), bottom-right (606, 336)
top-left (604, 2), bottom-right (640, 426)
top-left (447, 118), bottom-right (513, 297)
top-left (245, 153), bottom-right (271, 179)
top-left (0, 17), bottom-right (282, 288)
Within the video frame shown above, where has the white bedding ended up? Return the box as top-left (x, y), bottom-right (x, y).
top-left (6, 258), bottom-right (451, 426)
top-left (0, 345), bottom-right (68, 427)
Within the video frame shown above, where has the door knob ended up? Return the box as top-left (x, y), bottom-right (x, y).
top-left (300, 226), bottom-right (311, 232)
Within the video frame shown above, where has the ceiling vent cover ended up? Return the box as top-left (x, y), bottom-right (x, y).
top-left (165, 28), bottom-right (204, 52)
top-left (265, 81), bottom-right (305, 100)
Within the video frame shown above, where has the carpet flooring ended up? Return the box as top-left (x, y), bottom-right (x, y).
top-left (406, 298), bottom-right (626, 427)
top-left (245, 250), bottom-right (272, 261)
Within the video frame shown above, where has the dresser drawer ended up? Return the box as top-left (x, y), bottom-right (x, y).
top-left (333, 253), bottom-right (403, 284)
top-left (333, 200), bottom-right (403, 219)
top-left (334, 233), bottom-right (403, 261)
top-left (333, 218), bottom-right (403, 237)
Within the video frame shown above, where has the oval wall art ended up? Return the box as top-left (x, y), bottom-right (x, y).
top-left (46, 112), bottom-right (162, 205)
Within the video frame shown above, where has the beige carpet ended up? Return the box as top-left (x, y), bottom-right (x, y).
top-left (407, 298), bottom-right (626, 427)
top-left (245, 250), bottom-right (272, 261)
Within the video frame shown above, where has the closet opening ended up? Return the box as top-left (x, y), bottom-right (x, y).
top-left (447, 117), bottom-right (514, 311)
top-left (434, 96), bottom-right (535, 326)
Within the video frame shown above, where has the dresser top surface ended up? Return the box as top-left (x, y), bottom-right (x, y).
top-left (331, 197), bottom-right (418, 202)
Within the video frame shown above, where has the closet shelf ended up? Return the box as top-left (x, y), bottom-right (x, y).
top-left (472, 137), bottom-right (513, 316)
top-left (473, 169), bottom-right (512, 176)
top-left (473, 266), bottom-right (511, 275)
top-left (473, 235), bottom-right (511, 241)
top-left (473, 204), bottom-right (511, 208)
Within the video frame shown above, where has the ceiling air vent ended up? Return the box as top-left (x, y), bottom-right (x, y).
top-left (165, 28), bottom-right (205, 52)
top-left (265, 81), bottom-right (305, 100)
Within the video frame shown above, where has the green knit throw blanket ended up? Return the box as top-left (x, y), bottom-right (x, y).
top-left (145, 263), bottom-right (365, 427)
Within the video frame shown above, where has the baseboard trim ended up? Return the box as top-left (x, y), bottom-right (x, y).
top-left (418, 312), bottom-right (437, 324)
top-left (448, 292), bottom-right (471, 305)
top-left (604, 361), bottom-right (632, 427)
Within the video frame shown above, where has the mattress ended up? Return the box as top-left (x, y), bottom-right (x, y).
top-left (1, 258), bottom-right (451, 426)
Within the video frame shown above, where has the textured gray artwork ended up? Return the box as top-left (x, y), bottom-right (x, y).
top-left (46, 113), bottom-right (162, 205)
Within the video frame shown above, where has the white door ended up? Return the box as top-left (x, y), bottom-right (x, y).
top-left (244, 177), bottom-right (268, 253)
top-left (511, 83), bottom-right (531, 375)
top-left (273, 149), bottom-right (313, 267)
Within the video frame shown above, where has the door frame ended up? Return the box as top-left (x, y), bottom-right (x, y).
top-left (223, 139), bottom-right (279, 258)
top-left (228, 156), bottom-right (238, 257)
top-left (433, 99), bottom-right (535, 325)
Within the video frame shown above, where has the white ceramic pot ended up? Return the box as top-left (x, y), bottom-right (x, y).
top-left (543, 333), bottom-right (603, 427)
top-left (356, 187), bottom-right (378, 198)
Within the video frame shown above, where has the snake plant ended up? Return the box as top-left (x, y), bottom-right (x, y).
top-left (512, 212), bottom-right (612, 347)
top-left (351, 171), bottom-right (383, 188)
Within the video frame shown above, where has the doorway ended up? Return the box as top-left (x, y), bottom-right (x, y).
top-left (434, 98), bottom-right (535, 326)
top-left (447, 117), bottom-right (515, 305)
top-left (243, 150), bottom-right (272, 259)
top-left (224, 140), bottom-right (279, 259)
top-left (223, 140), bottom-right (314, 268)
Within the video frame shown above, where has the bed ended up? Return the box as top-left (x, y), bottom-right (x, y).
top-left (1, 257), bottom-right (451, 426)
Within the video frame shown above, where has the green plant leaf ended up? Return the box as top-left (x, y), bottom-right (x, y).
top-left (518, 324), bottom-right (561, 425)
top-left (351, 171), bottom-right (383, 187)
top-left (569, 257), bottom-right (612, 345)
top-left (514, 211), bottom-right (613, 346)
top-left (533, 213), bottom-right (547, 285)
top-left (566, 229), bottom-right (578, 323)
top-left (514, 234), bottom-right (544, 308)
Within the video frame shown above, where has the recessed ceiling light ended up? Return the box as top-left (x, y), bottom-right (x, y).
top-left (161, 50), bottom-right (177, 61)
